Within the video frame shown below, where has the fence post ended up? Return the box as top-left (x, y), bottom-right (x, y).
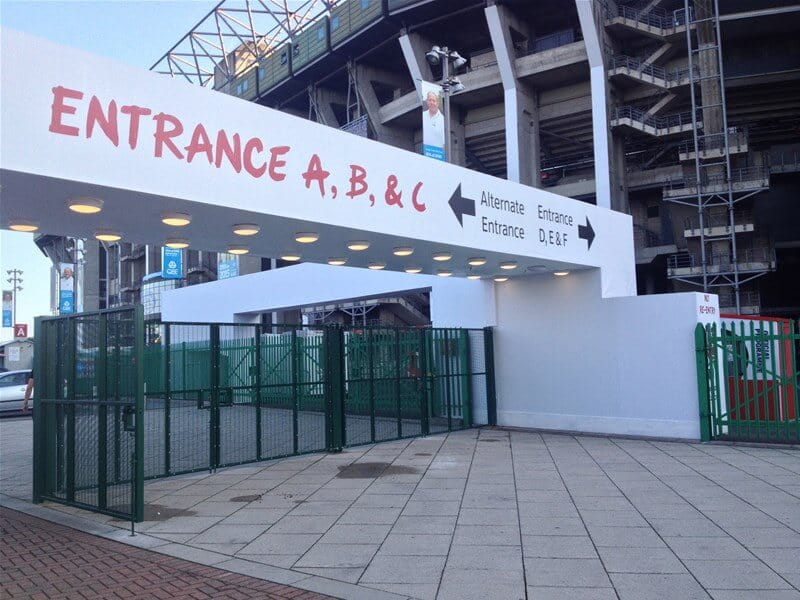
top-left (210, 324), bottom-right (221, 470)
top-left (97, 314), bottom-right (108, 511)
top-left (483, 327), bottom-right (497, 426)
top-left (32, 316), bottom-right (45, 503)
top-left (695, 323), bottom-right (712, 442)
top-left (133, 305), bottom-right (145, 522)
top-left (325, 326), bottom-right (344, 452)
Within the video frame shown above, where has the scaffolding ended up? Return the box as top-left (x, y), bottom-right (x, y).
top-left (662, 0), bottom-right (771, 313)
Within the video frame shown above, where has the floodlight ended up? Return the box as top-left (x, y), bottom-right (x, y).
top-left (426, 46), bottom-right (441, 66)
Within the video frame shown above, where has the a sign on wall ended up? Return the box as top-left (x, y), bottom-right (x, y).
top-left (217, 254), bottom-right (239, 280)
top-left (161, 247), bottom-right (183, 279)
top-left (13, 323), bottom-right (28, 338)
top-left (2, 290), bottom-right (12, 327)
top-left (0, 29), bottom-right (637, 298)
top-left (58, 262), bottom-right (75, 314)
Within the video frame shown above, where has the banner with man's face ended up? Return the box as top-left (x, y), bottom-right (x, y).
top-left (420, 80), bottom-right (445, 161)
top-left (59, 263), bottom-right (75, 314)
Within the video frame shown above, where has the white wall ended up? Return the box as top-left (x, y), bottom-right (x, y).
top-left (163, 264), bottom-right (715, 440)
top-left (493, 270), bottom-right (714, 439)
top-left (161, 263), bottom-right (495, 328)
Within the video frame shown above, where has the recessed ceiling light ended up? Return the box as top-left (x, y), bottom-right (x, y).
top-left (500, 261), bottom-right (518, 270)
top-left (228, 245), bottom-right (249, 255)
top-left (165, 238), bottom-right (189, 249)
top-left (368, 262), bottom-right (386, 270)
top-left (9, 220), bottom-right (39, 232)
top-left (161, 212), bottom-right (192, 226)
top-left (493, 276), bottom-right (509, 282)
top-left (405, 266), bottom-right (422, 274)
top-left (67, 196), bottom-right (104, 214)
top-left (467, 257), bottom-right (487, 266)
top-left (393, 247), bottom-right (414, 256)
top-left (467, 274), bottom-right (481, 280)
top-left (95, 230), bottom-right (121, 242)
top-left (295, 232), bottom-right (319, 243)
top-left (280, 254), bottom-right (301, 262)
top-left (232, 223), bottom-right (260, 236)
top-left (553, 271), bottom-right (570, 277)
top-left (432, 252), bottom-right (452, 262)
top-left (347, 241), bottom-right (370, 251)
top-left (437, 270), bottom-right (452, 277)
top-left (328, 258), bottom-right (347, 266)
top-left (527, 265), bottom-right (547, 273)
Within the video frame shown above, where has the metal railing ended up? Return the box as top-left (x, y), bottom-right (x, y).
top-left (516, 29), bottom-right (582, 57)
top-left (668, 247), bottom-right (776, 271)
top-left (677, 130), bottom-right (748, 156)
top-left (609, 55), bottom-right (695, 84)
top-left (717, 289), bottom-right (760, 309)
top-left (605, 3), bottom-right (693, 29)
top-left (684, 209), bottom-right (753, 231)
top-left (769, 150), bottom-right (800, 173)
top-left (633, 224), bottom-right (665, 248)
top-left (612, 105), bottom-right (701, 132)
top-left (663, 166), bottom-right (770, 195)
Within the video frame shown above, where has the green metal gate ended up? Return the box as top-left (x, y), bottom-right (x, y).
top-left (35, 314), bottom-right (496, 521)
top-left (696, 321), bottom-right (800, 443)
top-left (33, 307), bottom-right (145, 521)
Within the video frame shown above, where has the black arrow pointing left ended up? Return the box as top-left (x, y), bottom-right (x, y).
top-left (448, 184), bottom-right (476, 227)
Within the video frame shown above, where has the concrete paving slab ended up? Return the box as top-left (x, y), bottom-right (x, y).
top-left (5, 418), bottom-right (800, 600)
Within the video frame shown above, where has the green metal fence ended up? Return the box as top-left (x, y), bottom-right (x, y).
top-left (33, 307), bottom-right (144, 522)
top-left (34, 311), bottom-right (496, 521)
top-left (696, 320), bottom-right (800, 443)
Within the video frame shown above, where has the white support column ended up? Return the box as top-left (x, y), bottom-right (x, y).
top-left (485, 3), bottom-right (540, 187)
top-left (399, 31), bottom-right (434, 98)
top-left (356, 65), bottom-right (414, 151)
top-left (576, 0), bottom-right (612, 210)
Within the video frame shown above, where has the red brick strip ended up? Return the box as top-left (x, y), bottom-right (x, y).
top-left (0, 507), bottom-right (338, 600)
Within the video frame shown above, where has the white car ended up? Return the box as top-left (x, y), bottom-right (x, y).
top-left (0, 370), bottom-right (32, 413)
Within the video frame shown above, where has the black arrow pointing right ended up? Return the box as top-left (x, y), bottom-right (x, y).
top-left (578, 217), bottom-right (596, 250)
top-left (448, 184), bottom-right (476, 227)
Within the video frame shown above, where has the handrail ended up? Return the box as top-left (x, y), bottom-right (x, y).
top-left (663, 166), bottom-right (770, 192)
top-left (604, 2), bottom-right (693, 29)
top-left (668, 247), bottom-right (775, 270)
top-left (677, 130), bottom-right (748, 155)
top-left (609, 54), bottom-right (695, 84)
top-left (612, 105), bottom-right (701, 132)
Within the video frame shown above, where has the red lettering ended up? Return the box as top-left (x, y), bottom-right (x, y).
top-left (411, 181), bottom-right (426, 212)
top-left (347, 164), bottom-right (368, 199)
top-left (85, 96), bottom-right (119, 146)
top-left (153, 112), bottom-right (184, 159)
top-left (184, 123), bottom-right (213, 164)
top-left (120, 105), bottom-right (151, 149)
top-left (215, 130), bottom-right (242, 172)
top-left (49, 86), bottom-right (84, 136)
top-left (301, 154), bottom-right (330, 197)
top-left (385, 174), bottom-right (403, 208)
top-left (269, 146), bottom-right (290, 181)
top-left (243, 138), bottom-right (266, 178)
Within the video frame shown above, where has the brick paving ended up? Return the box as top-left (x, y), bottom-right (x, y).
top-left (0, 507), bottom-right (337, 600)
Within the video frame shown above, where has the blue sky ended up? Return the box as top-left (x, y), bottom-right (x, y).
top-left (0, 0), bottom-right (217, 340)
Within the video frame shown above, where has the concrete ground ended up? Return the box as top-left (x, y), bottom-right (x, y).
top-left (2, 417), bottom-right (800, 600)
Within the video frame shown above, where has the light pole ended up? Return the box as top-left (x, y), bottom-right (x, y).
top-left (6, 269), bottom-right (23, 324)
top-left (425, 46), bottom-right (467, 163)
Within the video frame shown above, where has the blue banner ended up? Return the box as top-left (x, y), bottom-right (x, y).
top-left (423, 144), bottom-right (445, 161)
top-left (162, 247), bottom-right (183, 279)
top-left (218, 256), bottom-right (239, 280)
top-left (59, 289), bottom-right (74, 314)
top-left (2, 310), bottom-right (11, 328)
